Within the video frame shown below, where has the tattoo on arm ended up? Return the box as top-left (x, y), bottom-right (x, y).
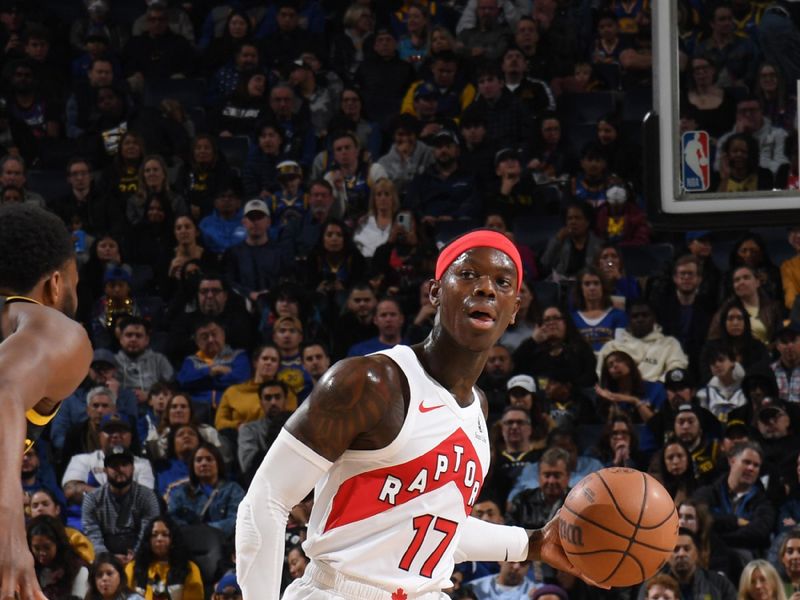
top-left (286, 357), bottom-right (399, 462)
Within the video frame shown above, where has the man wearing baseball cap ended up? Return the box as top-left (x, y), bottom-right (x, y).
top-left (489, 146), bottom-right (542, 222)
top-left (405, 128), bottom-right (482, 224)
top-left (214, 573), bottom-right (242, 600)
top-left (225, 198), bottom-right (292, 309)
top-left (506, 373), bottom-right (539, 411)
top-left (754, 400), bottom-right (800, 485)
top-left (646, 368), bottom-right (721, 450)
top-left (82, 445), bottom-right (160, 560)
top-left (401, 51), bottom-right (476, 121)
top-left (674, 403), bottom-right (719, 484)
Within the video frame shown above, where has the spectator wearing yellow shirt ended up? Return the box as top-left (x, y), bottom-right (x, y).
top-left (214, 344), bottom-right (297, 433)
top-left (781, 225), bottom-right (800, 314)
top-left (125, 517), bottom-right (204, 600)
top-left (29, 488), bottom-right (95, 565)
top-left (400, 52), bottom-right (476, 121)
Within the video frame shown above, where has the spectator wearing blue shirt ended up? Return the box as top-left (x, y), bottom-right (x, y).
top-left (509, 427), bottom-right (603, 503)
top-left (206, 42), bottom-right (262, 106)
top-left (267, 83), bottom-right (317, 168)
top-left (594, 349), bottom-right (666, 452)
top-left (22, 449), bottom-right (66, 510)
top-left (404, 129), bottom-right (483, 224)
top-left (348, 297), bottom-right (407, 357)
top-left (199, 180), bottom-right (247, 256)
top-left (272, 316), bottom-right (314, 402)
top-left (176, 318), bottom-right (251, 423)
top-left (166, 443), bottom-right (244, 539)
top-left (222, 199), bottom-right (293, 311)
top-left (570, 266), bottom-right (628, 352)
top-left (51, 349), bottom-right (137, 454)
top-left (155, 423), bottom-right (200, 498)
top-left (468, 560), bottom-right (536, 600)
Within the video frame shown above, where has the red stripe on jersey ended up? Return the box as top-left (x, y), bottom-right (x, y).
top-left (323, 428), bottom-right (483, 532)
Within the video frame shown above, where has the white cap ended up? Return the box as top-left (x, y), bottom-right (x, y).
top-left (507, 374), bottom-right (537, 394)
top-left (243, 199), bottom-right (270, 217)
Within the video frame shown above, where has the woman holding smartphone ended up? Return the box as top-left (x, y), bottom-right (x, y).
top-left (371, 210), bottom-right (437, 303)
top-left (353, 178), bottom-right (399, 258)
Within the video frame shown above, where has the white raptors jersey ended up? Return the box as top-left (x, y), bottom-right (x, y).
top-left (302, 344), bottom-right (491, 596)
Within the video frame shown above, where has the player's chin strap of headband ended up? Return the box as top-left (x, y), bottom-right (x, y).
top-left (435, 230), bottom-right (524, 292)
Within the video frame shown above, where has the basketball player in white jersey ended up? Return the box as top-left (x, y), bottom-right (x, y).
top-left (0, 204), bottom-right (93, 600)
top-left (237, 230), bottom-right (597, 599)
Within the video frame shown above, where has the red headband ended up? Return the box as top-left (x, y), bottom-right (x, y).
top-left (435, 230), bottom-right (523, 292)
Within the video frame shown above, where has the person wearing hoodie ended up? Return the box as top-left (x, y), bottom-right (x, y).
top-left (728, 370), bottom-right (793, 430)
top-left (242, 120), bottom-right (285, 199)
top-left (377, 113), bottom-right (433, 197)
top-left (597, 299), bottom-right (689, 382)
top-left (696, 346), bottom-right (747, 421)
top-left (198, 179), bottom-right (247, 258)
top-left (114, 316), bottom-right (174, 406)
top-left (594, 179), bottom-right (651, 246)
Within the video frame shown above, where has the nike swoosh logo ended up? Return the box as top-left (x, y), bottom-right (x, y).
top-left (419, 401), bottom-right (446, 413)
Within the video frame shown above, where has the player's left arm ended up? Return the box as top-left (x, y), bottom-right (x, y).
top-left (527, 514), bottom-right (609, 588)
top-left (454, 513), bottom-right (576, 571)
top-left (454, 515), bottom-right (608, 588)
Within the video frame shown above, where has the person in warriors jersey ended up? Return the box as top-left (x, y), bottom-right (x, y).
top-left (236, 229), bottom-right (600, 599)
top-left (0, 204), bottom-right (92, 600)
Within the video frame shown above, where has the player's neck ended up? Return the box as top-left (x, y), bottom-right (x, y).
top-left (0, 287), bottom-right (45, 305)
top-left (415, 335), bottom-right (487, 405)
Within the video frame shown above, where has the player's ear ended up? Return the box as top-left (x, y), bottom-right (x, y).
top-left (41, 269), bottom-right (62, 308)
top-left (429, 279), bottom-right (441, 307)
top-left (509, 294), bottom-right (521, 325)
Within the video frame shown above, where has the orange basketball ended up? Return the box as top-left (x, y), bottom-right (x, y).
top-left (559, 467), bottom-right (679, 588)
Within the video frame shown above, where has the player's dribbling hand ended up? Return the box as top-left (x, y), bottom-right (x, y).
top-left (532, 511), bottom-right (611, 590)
top-left (0, 512), bottom-right (47, 600)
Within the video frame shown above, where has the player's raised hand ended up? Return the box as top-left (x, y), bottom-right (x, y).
top-left (530, 511), bottom-right (611, 590)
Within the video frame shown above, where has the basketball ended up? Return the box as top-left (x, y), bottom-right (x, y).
top-left (559, 467), bottom-right (679, 588)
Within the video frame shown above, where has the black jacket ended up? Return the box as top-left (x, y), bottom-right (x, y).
top-left (693, 475), bottom-right (776, 551)
top-left (355, 55), bottom-right (416, 130)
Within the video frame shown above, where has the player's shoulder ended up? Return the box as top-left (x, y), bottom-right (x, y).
top-left (316, 354), bottom-right (405, 400)
top-left (473, 385), bottom-right (489, 419)
top-left (4, 302), bottom-right (89, 354)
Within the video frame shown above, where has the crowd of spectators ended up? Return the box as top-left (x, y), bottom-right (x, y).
top-left (7, 0), bottom-right (800, 598)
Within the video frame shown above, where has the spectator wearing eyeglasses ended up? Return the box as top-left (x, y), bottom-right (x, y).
top-left (166, 273), bottom-right (256, 366)
top-left (507, 447), bottom-right (571, 530)
top-left (715, 96), bottom-right (789, 178)
top-left (122, 3), bottom-right (195, 93)
top-left (485, 402), bottom-right (545, 509)
top-left (652, 254), bottom-right (713, 370)
top-left (513, 305), bottom-right (597, 389)
top-left (176, 318), bottom-right (250, 423)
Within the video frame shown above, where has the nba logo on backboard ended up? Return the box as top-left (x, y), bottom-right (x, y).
top-left (681, 131), bottom-right (710, 192)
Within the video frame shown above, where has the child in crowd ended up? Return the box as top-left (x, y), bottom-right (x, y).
top-left (571, 142), bottom-right (610, 208)
top-left (268, 160), bottom-right (308, 229)
top-left (592, 11), bottom-right (629, 66)
top-left (696, 347), bottom-right (746, 421)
